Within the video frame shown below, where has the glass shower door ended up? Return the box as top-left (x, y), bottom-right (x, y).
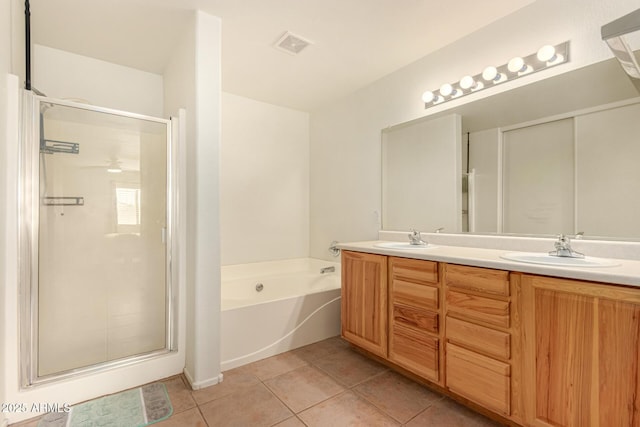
top-left (32, 98), bottom-right (171, 380)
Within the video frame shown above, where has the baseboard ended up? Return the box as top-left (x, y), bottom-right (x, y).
top-left (183, 368), bottom-right (223, 390)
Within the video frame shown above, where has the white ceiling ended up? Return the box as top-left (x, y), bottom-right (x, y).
top-left (30, 0), bottom-right (536, 111)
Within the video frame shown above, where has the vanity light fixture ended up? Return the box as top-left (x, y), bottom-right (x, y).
top-left (422, 41), bottom-right (570, 109)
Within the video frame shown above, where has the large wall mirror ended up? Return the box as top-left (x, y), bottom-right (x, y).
top-left (382, 57), bottom-right (640, 240)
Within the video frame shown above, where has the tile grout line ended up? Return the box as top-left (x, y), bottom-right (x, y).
top-left (255, 348), bottom-right (388, 425)
top-left (303, 355), bottom-right (405, 425)
top-left (195, 404), bottom-right (211, 427)
top-left (259, 375), bottom-right (310, 427)
top-left (398, 394), bottom-right (447, 426)
top-left (183, 338), bottom-right (502, 427)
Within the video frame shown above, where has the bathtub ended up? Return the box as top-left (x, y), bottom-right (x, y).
top-left (220, 258), bottom-right (342, 371)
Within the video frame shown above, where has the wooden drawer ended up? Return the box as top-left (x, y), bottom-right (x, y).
top-left (446, 315), bottom-right (510, 360)
top-left (389, 322), bottom-right (439, 382)
top-left (392, 304), bottom-right (438, 334)
top-left (446, 290), bottom-right (510, 329)
top-left (445, 264), bottom-right (509, 296)
top-left (391, 279), bottom-right (438, 310)
top-left (446, 343), bottom-right (510, 415)
top-left (390, 257), bottom-right (439, 285)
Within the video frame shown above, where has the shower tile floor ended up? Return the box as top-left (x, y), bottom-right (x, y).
top-left (13, 336), bottom-right (504, 427)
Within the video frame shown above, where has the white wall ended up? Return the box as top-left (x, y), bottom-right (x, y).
top-left (221, 93), bottom-right (309, 265)
top-left (161, 22), bottom-right (193, 379)
top-left (33, 44), bottom-right (163, 117)
top-left (309, 0), bottom-right (640, 260)
top-left (1, 2), bottom-right (12, 423)
top-left (10, 0), bottom-right (23, 85)
top-left (162, 9), bottom-right (199, 390)
top-left (0, 75), bottom-right (18, 427)
top-left (179, 10), bottom-right (222, 390)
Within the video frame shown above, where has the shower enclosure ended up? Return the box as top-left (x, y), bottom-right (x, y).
top-left (20, 92), bottom-right (177, 385)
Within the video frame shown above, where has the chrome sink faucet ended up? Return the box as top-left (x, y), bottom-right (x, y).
top-left (408, 229), bottom-right (427, 246)
top-left (549, 234), bottom-right (585, 258)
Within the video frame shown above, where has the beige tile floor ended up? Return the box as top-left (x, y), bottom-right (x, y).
top-left (12, 336), bottom-right (504, 427)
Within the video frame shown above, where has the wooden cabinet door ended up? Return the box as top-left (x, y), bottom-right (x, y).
top-left (522, 279), bottom-right (594, 427)
top-left (521, 274), bottom-right (640, 427)
top-left (341, 251), bottom-right (387, 357)
top-left (597, 298), bottom-right (640, 427)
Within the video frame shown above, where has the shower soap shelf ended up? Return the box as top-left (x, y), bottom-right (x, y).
top-left (43, 196), bottom-right (84, 206)
top-left (41, 139), bottom-right (80, 154)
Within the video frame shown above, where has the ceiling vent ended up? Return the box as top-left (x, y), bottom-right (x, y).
top-left (274, 31), bottom-right (312, 55)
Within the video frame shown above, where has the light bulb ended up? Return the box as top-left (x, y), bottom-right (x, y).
top-left (440, 83), bottom-right (454, 97)
top-left (508, 57), bottom-right (523, 72)
top-left (537, 45), bottom-right (556, 62)
top-left (482, 66), bottom-right (499, 82)
top-left (422, 90), bottom-right (435, 103)
top-left (507, 57), bottom-right (526, 73)
top-left (537, 44), bottom-right (564, 65)
top-left (460, 75), bottom-right (475, 90)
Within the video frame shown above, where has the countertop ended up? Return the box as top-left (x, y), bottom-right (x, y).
top-left (338, 240), bottom-right (640, 287)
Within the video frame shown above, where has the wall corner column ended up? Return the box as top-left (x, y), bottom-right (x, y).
top-left (184, 10), bottom-right (222, 389)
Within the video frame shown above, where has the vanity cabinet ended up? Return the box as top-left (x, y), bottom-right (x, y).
top-left (443, 264), bottom-right (519, 419)
top-left (520, 273), bottom-right (640, 427)
top-left (340, 249), bottom-right (640, 426)
top-left (388, 257), bottom-right (442, 384)
top-left (341, 251), bottom-right (388, 358)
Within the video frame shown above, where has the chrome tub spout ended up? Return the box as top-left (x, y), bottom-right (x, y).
top-left (320, 266), bottom-right (335, 274)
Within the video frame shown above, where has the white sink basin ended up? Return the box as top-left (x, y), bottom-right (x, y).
top-left (500, 252), bottom-right (619, 268)
top-left (373, 242), bottom-right (438, 250)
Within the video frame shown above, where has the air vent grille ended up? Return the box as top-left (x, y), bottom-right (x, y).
top-left (274, 31), bottom-right (312, 55)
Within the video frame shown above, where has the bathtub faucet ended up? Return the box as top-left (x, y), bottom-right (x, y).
top-left (320, 266), bottom-right (335, 274)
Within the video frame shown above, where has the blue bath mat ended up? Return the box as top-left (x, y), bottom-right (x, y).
top-left (38, 382), bottom-right (173, 427)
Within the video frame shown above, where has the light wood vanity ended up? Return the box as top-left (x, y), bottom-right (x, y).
top-left (340, 247), bottom-right (640, 427)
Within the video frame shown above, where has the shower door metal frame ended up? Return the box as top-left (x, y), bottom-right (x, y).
top-left (19, 91), bottom-right (178, 387)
